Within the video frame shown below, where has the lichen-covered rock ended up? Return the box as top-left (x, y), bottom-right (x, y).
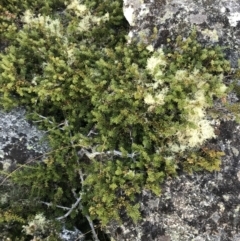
top-left (0, 108), bottom-right (49, 173)
top-left (106, 121), bottom-right (240, 240)
top-left (124, 0), bottom-right (240, 65)
top-left (59, 227), bottom-right (85, 241)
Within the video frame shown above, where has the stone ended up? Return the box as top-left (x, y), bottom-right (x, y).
top-left (123, 0), bottom-right (240, 65)
top-left (60, 227), bottom-right (85, 241)
top-left (0, 108), bottom-right (49, 174)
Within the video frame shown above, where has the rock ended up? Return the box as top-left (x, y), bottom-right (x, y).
top-left (0, 108), bottom-right (49, 173)
top-left (60, 227), bottom-right (85, 241)
top-left (105, 0), bottom-right (240, 240)
top-left (123, 0), bottom-right (240, 65)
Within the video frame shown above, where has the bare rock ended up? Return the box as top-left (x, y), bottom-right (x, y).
top-left (0, 108), bottom-right (49, 173)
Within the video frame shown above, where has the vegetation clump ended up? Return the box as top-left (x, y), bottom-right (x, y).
top-left (0, 0), bottom-right (237, 239)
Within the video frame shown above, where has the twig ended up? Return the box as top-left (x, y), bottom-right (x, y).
top-left (87, 126), bottom-right (98, 137)
top-left (77, 148), bottom-right (138, 160)
top-left (78, 169), bottom-right (84, 184)
top-left (75, 172), bottom-right (100, 241)
top-left (56, 195), bottom-right (82, 221)
top-left (85, 214), bottom-right (100, 241)
top-left (39, 201), bottom-right (71, 211)
top-left (41, 192), bottom-right (99, 240)
top-left (33, 113), bottom-right (54, 124)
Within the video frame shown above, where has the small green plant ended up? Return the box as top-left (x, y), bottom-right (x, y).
top-left (223, 60), bottom-right (240, 122)
top-left (0, 0), bottom-right (237, 238)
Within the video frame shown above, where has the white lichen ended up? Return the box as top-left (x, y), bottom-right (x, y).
top-left (22, 10), bottom-right (62, 37)
top-left (23, 213), bottom-right (49, 236)
top-left (228, 12), bottom-right (240, 27)
top-left (77, 12), bottom-right (109, 33)
top-left (202, 29), bottom-right (219, 42)
top-left (0, 193), bottom-right (9, 205)
top-left (146, 45), bottom-right (154, 52)
top-left (175, 69), bottom-right (188, 80)
top-left (144, 94), bottom-right (155, 105)
top-left (146, 48), bottom-right (166, 78)
top-left (170, 144), bottom-right (187, 153)
top-left (66, 0), bottom-right (87, 17)
top-left (144, 87), bottom-right (168, 110)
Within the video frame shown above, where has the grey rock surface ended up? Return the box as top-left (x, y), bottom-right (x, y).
top-left (124, 0), bottom-right (240, 65)
top-left (105, 0), bottom-right (240, 240)
top-left (0, 108), bottom-right (49, 173)
top-left (60, 227), bottom-right (85, 241)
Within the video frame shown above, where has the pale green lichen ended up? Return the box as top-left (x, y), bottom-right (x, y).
top-left (146, 48), bottom-right (166, 79)
top-left (144, 43), bottom-right (228, 151)
top-left (177, 119), bottom-right (216, 148)
top-left (22, 213), bottom-right (49, 236)
top-left (66, 0), bottom-right (87, 16)
top-left (202, 29), bottom-right (219, 42)
top-left (65, 0), bottom-right (109, 33)
top-left (22, 10), bottom-right (62, 37)
top-left (0, 193), bottom-right (9, 205)
top-left (144, 87), bottom-right (169, 111)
